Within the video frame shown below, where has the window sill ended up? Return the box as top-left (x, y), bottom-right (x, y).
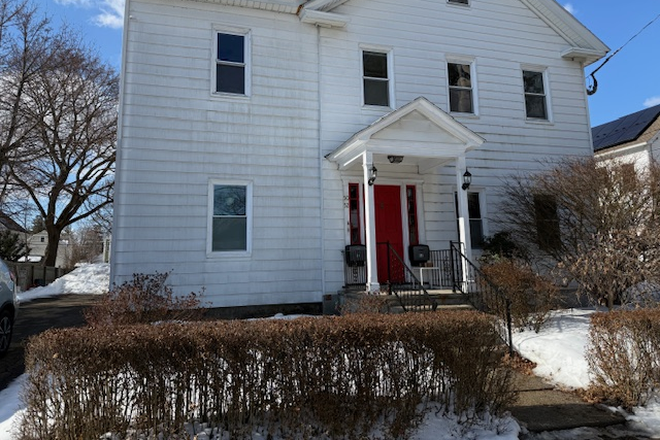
top-left (525, 118), bottom-right (554, 126)
top-left (210, 92), bottom-right (251, 102)
top-left (450, 112), bottom-right (480, 120)
top-left (362, 104), bottom-right (394, 111)
top-left (206, 250), bottom-right (252, 260)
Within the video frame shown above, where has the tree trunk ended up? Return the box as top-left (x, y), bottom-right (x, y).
top-left (43, 227), bottom-right (61, 267)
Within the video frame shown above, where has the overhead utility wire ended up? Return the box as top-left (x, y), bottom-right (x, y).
top-left (587, 11), bottom-right (660, 95)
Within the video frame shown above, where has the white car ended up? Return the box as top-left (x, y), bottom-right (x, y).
top-left (0, 258), bottom-right (17, 357)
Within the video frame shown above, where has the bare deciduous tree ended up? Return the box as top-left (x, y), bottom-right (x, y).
top-left (5, 38), bottom-right (117, 266)
top-left (498, 157), bottom-right (660, 309)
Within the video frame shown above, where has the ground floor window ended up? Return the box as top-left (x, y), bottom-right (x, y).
top-left (406, 185), bottom-right (419, 246)
top-left (533, 194), bottom-right (560, 252)
top-left (210, 181), bottom-right (251, 253)
top-left (455, 191), bottom-right (484, 249)
top-left (348, 183), bottom-right (362, 244)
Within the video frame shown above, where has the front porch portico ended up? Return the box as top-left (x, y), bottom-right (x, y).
top-left (326, 97), bottom-right (485, 292)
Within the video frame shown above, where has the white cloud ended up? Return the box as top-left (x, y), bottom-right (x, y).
top-left (54, 0), bottom-right (92, 7)
top-left (563, 3), bottom-right (577, 15)
top-left (92, 0), bottom-right (125, 29)
top-left (644, 96), bottom-right (660, 108)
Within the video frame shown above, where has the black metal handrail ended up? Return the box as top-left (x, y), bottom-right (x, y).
top-left (449, 242), bottom-right (513, 354)
top-left (378, 242), bottom-right (438, 312)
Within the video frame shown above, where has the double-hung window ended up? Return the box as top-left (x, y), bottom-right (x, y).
top-left (533, 194), bottom-right (560, 251)
top-left (362, 50), bottom-right (390, 107)
top-left (448, 62), bottom-right (474, 114)
top-left (210, 182), bottom-right (251, 253)
top-left (523, 70), bottom-right (548, 120)
top-left (215, 31), bottom-right (248, 95)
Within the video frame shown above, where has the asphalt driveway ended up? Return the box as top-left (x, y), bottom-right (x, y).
top-left (0, 294), bottom-right (99, 392)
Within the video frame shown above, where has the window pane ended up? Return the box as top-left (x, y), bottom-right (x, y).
top-left (525, 95), bottom-right (547, 119)
top-left (448, 63), bottom-right (471, 87)
top-left (214, 185), bottom-right (246, 216)
top-left (467, 192), bottom-right (481, 218)
top-left (212, 218), bottom-right (247, 251)
top-left (449, 89), bottom-right (473, 113)
top-left (449, 0), bottom-right (469, 4)
top-left (523, 71), bottom-right (544, 94)
top-left (534, 195), bottom-right (560, 251)
top-left (364, 79), bottom-right (389, 106)
top-left (216, 64), bottom-right (245, 94)
top-left (363, 52), bottom-right (388, 79)
top-left (469, 219), bottom-right (483, 249)
top-left (217, 33), bottom-right (244, 63)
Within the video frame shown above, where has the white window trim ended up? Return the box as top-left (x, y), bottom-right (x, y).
top-left (521, 65), bottom-right (553, 123)
top-left (360, 44), bottom-right (395, 109)
top-left (211, 25), bottom-right (251, 99)
top-left (446, 55), bottom-right (479, 116)
top-left (454, 188), bottom-right (488, 249)
top-left (207, 179), bottom-right (253, 258)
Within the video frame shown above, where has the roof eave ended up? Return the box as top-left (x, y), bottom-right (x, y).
top-left (299, 9), bottom-right (350, 28)
top-left (561, 47), bottom-right (608, 66)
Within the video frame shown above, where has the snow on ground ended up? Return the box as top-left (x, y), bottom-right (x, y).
top-left (1, 268), bottom-right (659, 438)
top-left (513, 308), bottom-right (660, 439)
top-left (16, 263), bottom-right (109, 302)
top-left (511, 308), bottom-right (596, 390)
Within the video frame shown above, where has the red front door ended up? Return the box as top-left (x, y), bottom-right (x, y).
top-left (374, 185), bottom-right (404, 283)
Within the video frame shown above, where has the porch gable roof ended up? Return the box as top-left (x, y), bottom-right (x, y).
top-left (326, 97), bottom-right (485, 173)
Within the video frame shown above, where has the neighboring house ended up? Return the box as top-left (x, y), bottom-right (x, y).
top-left (0, 212), bottom-right (27, 234)
top-left (26, 231), bottom-right (71, 268)
top-left (111, 0), bottom-right (608, 312)
top-left (592, 104), bottom-right (660, 170)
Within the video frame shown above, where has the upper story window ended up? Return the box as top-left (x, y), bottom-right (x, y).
top-left (215, 31), bottom-right (249, 96)
top-left (523, 70), bottom-right (548, 120)
top-left (448, 62), bottom-right (474, 114)
top-left (448, 0), bottom-right (469, 4)
top-left (362, 50), bottom-right (390, 107)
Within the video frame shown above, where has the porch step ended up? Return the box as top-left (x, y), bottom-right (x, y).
top-left (386, 290), bottom-right (475, 313)
top-left (339, 289), bottom-right (474, 314)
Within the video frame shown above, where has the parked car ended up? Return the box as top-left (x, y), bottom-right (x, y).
top-left (0, 258), bottom-right (17, 357)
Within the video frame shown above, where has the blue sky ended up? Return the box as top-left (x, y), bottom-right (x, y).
top-left (41, 0), bottom-right (660, 127)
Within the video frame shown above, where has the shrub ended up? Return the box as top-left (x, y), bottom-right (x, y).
top-left (21, 311), bottom-right (515, 440)
top-left (481, 259), bottom-right (559, 332)
top-left (587, 310), bottom-right (660, 409)
top-left (84, 272), bottom-right (205, 327)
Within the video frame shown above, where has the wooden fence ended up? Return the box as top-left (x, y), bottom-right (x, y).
top-left (6, 262), bottom-right (67, 292)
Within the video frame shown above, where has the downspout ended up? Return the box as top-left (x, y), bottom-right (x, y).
top-left (109, 0), bottom-right (133, 287)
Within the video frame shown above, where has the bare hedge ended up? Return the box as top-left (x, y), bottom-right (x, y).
top-left (588, 310), bottom-right (660, 409)
top-left (20, 311), bottom-right (514, 440)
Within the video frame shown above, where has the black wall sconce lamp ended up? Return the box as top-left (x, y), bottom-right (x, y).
top-left (462, 168), bottom-right (472, 190)
top-left (368, 166), bottom-right (378, 186)
top-left (387, 155), bottom-right (404, 164)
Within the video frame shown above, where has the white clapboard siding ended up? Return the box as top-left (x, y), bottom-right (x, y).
top-left (318, 0), bottom-right (595, 293)
top-left (114, 0), bottom-right (602, 306)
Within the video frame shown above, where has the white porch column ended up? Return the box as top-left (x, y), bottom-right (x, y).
top-left (455, 156), bottom-right (473, 263)
top-left (363, 152), bottom-right (380, 292)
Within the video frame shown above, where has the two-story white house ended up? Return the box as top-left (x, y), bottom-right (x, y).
top-left (111, 0), bottom-right (608, 314)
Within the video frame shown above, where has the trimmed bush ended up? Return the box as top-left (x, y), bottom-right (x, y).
top-left (587, 310), bottom-right (660, 409)
top-left (84, 272), bottom-right (204, 327)
top-left (20, 311), bottom-right (515, 440)
top-left (481, 259), bottom-right (559, 332)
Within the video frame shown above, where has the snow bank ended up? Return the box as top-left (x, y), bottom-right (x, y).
top-left (17, 263), bottom-right (109, 303)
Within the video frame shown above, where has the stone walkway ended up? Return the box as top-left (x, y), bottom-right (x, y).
top-left (508, 371), bottom-right (654, 439)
